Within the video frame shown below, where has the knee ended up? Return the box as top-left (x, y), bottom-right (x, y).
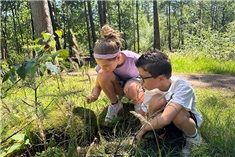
top-left (97, 71), bottom-right (116, 83)
top-left (124, 80), bottom-right (144, 103)
top-left (149, 94), bottom-right (166, 105)
top-left (172, 109), bottom-right (190, 128)
top-left (148, 94), bottom-right (166, 112)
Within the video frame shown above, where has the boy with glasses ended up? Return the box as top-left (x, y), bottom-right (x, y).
top-left (135, 49), bottom-right (202, 156)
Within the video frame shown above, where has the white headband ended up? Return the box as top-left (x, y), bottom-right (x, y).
top-left (93, 51), bottom-right (121, 59)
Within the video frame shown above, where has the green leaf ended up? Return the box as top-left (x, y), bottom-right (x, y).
top-left (16, 60), bottom-right (35, 80)
top-left (2, 66), bottom-right (19, 83)
top-left (51, 51), bottom-right (60, 61)
top-left (24, 60), bottom-right (35, 73)
top-left (39, 64), bottom-right (46, 76)
top-left (30, 65), bottom-right (37, 78)
top-left (6, 143), bottom-right (22, 155)
top-left (34, 37), bottom-right (42, 44)
top-left (2, 71), bottom-right (11, 83)
top-left (45, 62), bottom-right (58, 73)
top-left (57, 58), bottom-right (63, 61)
top-left (16, 65), bottom-right (27, 80)
top-left (41, 54), bottom-right (49, 61)
top-left (25, 139), bottom-right (30, 145)
top-left (49, 40), bottom-right (56, 48)
top-left (55, 30), bottom-right (63, 38)
top-left (11, 134), bottom-right (25, 142)
top-left (59, 49), bottom-right (69, 60)
top-left (41, 32), bottom-right (53, 42)
top-left (10, 72), bottom-right (17, 83)
top-left (13, 65), bottom-right (20, 71)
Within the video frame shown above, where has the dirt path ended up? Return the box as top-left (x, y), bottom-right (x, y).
top-left (172, 73), bottom-right (235, 92)
top-left (69, 71), bottom-right (235, 92)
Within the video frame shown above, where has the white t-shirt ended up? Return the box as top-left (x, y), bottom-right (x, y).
top-left (143, 77), bottom-right (202, 127)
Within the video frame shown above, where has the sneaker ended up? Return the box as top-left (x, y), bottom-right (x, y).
top-left (181, 133), bottom-right (202, 157)
top-left (105, 101), bottom-right (123, 123)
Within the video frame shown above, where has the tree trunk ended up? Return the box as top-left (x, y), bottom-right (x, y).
top-left (61, 2), bottom-right (67, 49)
top-left (48, 0), bottom-right (62, 50)
top-left (211, 0), bottom-right (215, 29)
top-left (98, 1), bottom-right (106, 27)
top-left (167, 1), bottom-right (172, 51)
top-left (117, 0), bottom-right (121, 32)
top-left (132, 0), bottom-right (136, 52)
top-left (136, 0), bottom-right (140, 53)
top-left (84, 1), bottom-right (92, 58)
top-left (16, 4), bottom-right (24, 51)
top-left (1, 3), bottom-right (8, 60)
top-left (102, 1), bottom-right (107, 24)
top-left (30, 0), bottom-right (54, 39)
top-left (153, 0), bottom-right (161, 50)
top-left (87, 1), bottom-right (96, 49)
top-left (10, 2), bottom-right (20, 53)
top-left (1, 34), bottom-right (6, 60)
top-left (180, 0), bottom-right (184, 46)
top-left (221, 3), bottom-right (226, 28)
top-left (64, 2), bottom-right (73, 56)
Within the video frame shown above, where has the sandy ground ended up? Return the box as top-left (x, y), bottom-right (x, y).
top-left (172, 73), bottom-right (235, 92)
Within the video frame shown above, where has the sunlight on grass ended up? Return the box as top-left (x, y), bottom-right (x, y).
top-left (168, 52), bottom-right (235, 75)
top-left (195, 88), bottom-right (235, 156)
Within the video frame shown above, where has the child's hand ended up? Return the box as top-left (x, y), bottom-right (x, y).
top-left (86, 95), bottom-right (98, 104)
top-left (136, 130), bottom-right (147, 142)
top-left (136, 129), bottom-right (146, 141)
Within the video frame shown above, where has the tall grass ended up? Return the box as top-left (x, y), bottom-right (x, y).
top-left (195, 88), bottom-right (235, 156)
top-left (168, 52), bottom-right (235, 75)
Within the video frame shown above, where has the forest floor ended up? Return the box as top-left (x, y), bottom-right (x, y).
top-left (68, 71), bottom-right (235, 92)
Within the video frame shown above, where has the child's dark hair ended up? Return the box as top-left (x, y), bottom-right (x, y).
top-left (94, 24), bottom-right (122, 56)
top-left (135, 49), bottom-right (172, 79)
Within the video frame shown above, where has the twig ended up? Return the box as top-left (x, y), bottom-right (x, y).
top-left (22, 99), bottom-right (34, 107)
top-left (37, 90), bottom-right (84, 98)
top-left (85, 137), bottom-right (97, 157)
top-left (1, 100), bottom-right (11, 113)
top-left (86, 72), bottom-right (91, 84)
top-left (3, 78), bottom-right (21, 93)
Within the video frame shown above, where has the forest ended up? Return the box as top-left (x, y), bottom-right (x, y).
top-left (1, 0), bottom-right (235, 157)
top-left (1, 0), bottom-right (235, 62)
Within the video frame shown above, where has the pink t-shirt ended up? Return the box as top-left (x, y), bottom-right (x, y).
top-left (95, 50), bottom-right (140, 81)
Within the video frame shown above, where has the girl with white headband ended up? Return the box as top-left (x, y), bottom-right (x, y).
top-left (86, 24), bottom-right (146, 123)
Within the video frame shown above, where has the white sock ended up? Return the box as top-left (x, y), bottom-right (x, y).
top-left (187, 129), bottom-right (198, 138)
top-left (111, 100), bottom-right (119, 105)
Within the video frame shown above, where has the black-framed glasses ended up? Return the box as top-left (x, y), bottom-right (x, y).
top-left (139, 75), bottom-right (155, 81)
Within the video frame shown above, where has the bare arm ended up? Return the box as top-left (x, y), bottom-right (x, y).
top-left (86, 78), bottom-right (101, 104)
top-left (137, 102), bottom-right (183, 140)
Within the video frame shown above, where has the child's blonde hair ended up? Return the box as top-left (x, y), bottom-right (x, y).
top-left (94, 25), bottom-right (122, 55)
